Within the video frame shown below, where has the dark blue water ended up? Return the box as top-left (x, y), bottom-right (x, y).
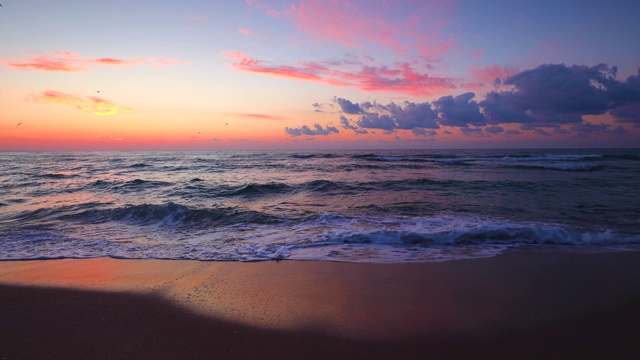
top-left (1, 149), bottom-right (639, 262)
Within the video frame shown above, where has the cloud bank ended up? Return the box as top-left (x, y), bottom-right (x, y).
top-left (285, 123), bottom-right (339, 136)
top-left (315, 63), bottom-right (640, 137)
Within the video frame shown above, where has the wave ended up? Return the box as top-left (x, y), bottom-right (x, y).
top-left (603, 153), bottom-right (640, 161)
top-left (144, 178), bottom-right (547, 201)
top-left (495, 154), bottom-right (603, 162)
top-left (292, 153), bottom-right (315, 159)
top-left (304, 179), bottom-right (340, 192)
top-left (226, 183), bottom-right (292, 197)
top-left (38, 173), bottom-right (76, 179)
top-left (58, 202), bottom-right (282, 228)
top-left (352, 152), bottom-right (607, 164)
top-left (353, 154), bottom-right (431, 162)
top-left (502, 163), bottom-right (603, 171)
top-left (90, 178), bottom-right (173, 191)
top-left (129, 178), bottom-right (167, 187)
top-left (2, 213), bottom-right (637, 263)
top-left (288, 214), bottom-right (640, 245)
top-left (433, 158), bottom-right (473, 164)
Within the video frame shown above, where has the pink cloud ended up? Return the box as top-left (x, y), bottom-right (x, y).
top-left (469, 64), bottom-right (519, 84)
top-left (237, 113), bottom-right (286, 120)
top-left (28, 90), bottom-right (133, 116)
top-left (239, 28), bottom-right (252, 35)
top-left (227, 51), bottom-right (457, 97)
top-left (287, 0), bottom-right (401, 49)
top-left (2, 52), bottom-right (87, 71)
top-left (2, 52), bottom-right (192, 72)
top-left (248, 0), bottom-right (456, 59)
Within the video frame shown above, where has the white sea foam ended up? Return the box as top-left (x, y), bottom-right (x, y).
top-left (498, 154), bottom-right (603, 162)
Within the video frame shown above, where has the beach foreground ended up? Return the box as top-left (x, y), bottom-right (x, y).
top-left (1, 250), bottom-right (639, 359)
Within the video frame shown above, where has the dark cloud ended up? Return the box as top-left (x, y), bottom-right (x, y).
top-left (357, 113), bottom-right (396, 131)
top-left (320, 63), bottom-right (640, 138)
top-left (312, 102), bottom-right (325, 112)
top-left (484, 126), bottom-right (504, 134)
top-left (285, 127), bottom-right (303, 136)
top-left (433, 92), bottom-right (486, 127)
top-left (340, 115), bottom-right (357, 130)
top-left (569, 122), bottom-right (609, 134)
top-left (480, 63), bottom-right (636, 128)
top-left (336, 100), bottom-right (440, 134)
top-left (607, 69), bottom-right (640, 126)
top-left (335, 97), bottom-right (364, 114)
top-left (285, 124), bottom-right (339, 137)
top-left (340, 115), bottom-right (369, 134)
top-left (607, 68), bottom-right (640, 104)
top-left (609, 125), bottom-right (628, 135)
top-left (480, 90), bottom-right (536, 125)
top-left (412, 128), bottom-right (437, 136)
top-left (460, 127), bottom-right (484, 137)
top-left (610, 103), bottom-right (640, 127)
top-left (387, 101), bottom-right (439, 129)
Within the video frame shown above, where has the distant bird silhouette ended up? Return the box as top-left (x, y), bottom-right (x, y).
top-left (16, 123), bottom-right (22, 127)
top-left (96, 90), bottom-right (100, 93)
top-left (225, 123), bottom-right (228, 125)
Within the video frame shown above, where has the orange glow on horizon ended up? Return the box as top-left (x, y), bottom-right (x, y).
top-left (28, 90), bottom-right (133, 116)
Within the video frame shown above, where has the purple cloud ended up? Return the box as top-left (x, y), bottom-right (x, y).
top-left (433, 92), bottom-right (486, 127)
top-left (610, 103), bottom-right (640, 127)
top-left (484, 126), bottom-right (504, 134)
top-left (412, 128), bottom-right (437, 136)
top-left (340, 115), bottom-right (369, 134)
top-left (308, 63), bottom-right (640, 138)
top-left (460, 127), bottom-right (484, 137)
top-left (387, 101), bottom-right (439, 130)
top-left (285, 123), bottom-right (339, 137)
top-left (569, 122), bottom-right (609, 134)
top-left (336, 97), bottom-right (364, 114)
top-left (481, 63), bottom-right (619, 127)
top-left (357, 113), bottom-right (396, 131)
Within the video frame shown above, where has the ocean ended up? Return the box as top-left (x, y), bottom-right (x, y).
top-left (1, 149), bottom-right (639, 263)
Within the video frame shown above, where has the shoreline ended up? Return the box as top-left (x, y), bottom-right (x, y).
top-left (2, 250), bottom-right (640, 359)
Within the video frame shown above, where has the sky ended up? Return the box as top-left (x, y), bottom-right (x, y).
top-left (1, 0), bottom-right (639, 150)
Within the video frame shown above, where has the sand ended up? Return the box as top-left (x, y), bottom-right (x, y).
top-left (1, 249), bottom-right (639, 359)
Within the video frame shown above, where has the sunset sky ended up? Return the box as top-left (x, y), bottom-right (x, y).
top-left (1, 0), bottom-right (639, 150)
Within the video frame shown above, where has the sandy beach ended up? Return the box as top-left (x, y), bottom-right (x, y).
top-left (1, 249), bottom-right (639, 359)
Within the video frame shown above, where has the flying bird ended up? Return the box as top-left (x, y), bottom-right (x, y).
top-left (16, 123), bottom-right (22, 126)
top-left (96, 90), bottom-right (100, 93)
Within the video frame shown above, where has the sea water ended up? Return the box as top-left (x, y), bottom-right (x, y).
top-left (1, 149), bottom-right (639, 263)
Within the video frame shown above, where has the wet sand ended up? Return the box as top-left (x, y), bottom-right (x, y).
top-left (1, 250), bottom-right (639, 359)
